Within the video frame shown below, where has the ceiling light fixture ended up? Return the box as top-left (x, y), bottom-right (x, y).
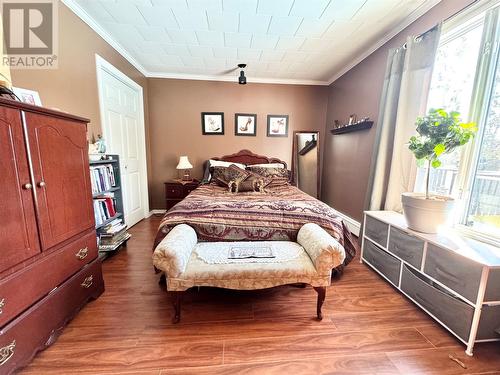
top-left (238, 63), bottom-right (247, 85)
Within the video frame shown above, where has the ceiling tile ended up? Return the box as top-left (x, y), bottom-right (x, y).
top-left (137, 5), bottom-right (179, 28)
top-left (300, 37), bottom-right (335, 51)
top-left (207, 11), bottom-right (239, 32)
top-left (172, 9), bottom-right (209, 30)
top-left (222, 0), bottom-right (258, 13)
top-left (275, 36), bottom-right (305, 50)
top-left (289, 0), bottom-right (331, 19)
top-left (203, 57), bottom-right (227, 69)
top-left (195, 30), bottom-right (225, 46)
top-left (101, 2), bottom-right (147, 25)
top-left (167, 29), bottom-right (199, 44)
top-left (187, 0), bottom-right (223, 11)
top-left (136, 25), bottom-right (171, 42)
top-left (267, 16), bottom-right (303, 36)
top-left (150, 0), bottom-right (189, 10)
top-left (238, 13), bottom-right (272, 34)
top-left (257, 0), bottom-right (295, 16)
top-left (295, 17), bottom-right (334, 37)
top-left (188, 45), bottom-right (214, 57)
top-left (75, 1), bottom-right (114, 23)
top-left (180, 55), bottom-right (205, 67)
top-left (224, 32), bottom-right (252, 48)
top-left (282, 51), bottom-right (310, 63)
top-left (163, 44), bottom-right (192, 56)
top-left (260, 50), bottom-right (286, 62)
top-left (237, 48), bottom-right (262, 60)
top-left (212, 46), bottom-right (238, 59)
top-left (321, 0), bottom-right (366, 21)
top-left (251, 34), bottom-right (279, 49)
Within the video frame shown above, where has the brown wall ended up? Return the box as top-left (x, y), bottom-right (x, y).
top-left (10, 3), bottom-right (148, 140)
top-left (148, 78), bottom-right (328, 209)
top-left (321, 0), bottom-right (475, 222)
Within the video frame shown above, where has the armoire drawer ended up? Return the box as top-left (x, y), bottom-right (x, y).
top-left (364, 215), bottom-right (389, 248)
top-left (424, 244), bottom-right (483, 303)
top-left (388, 227), bottom-right (424, 269)
top-left (363, 239), bottom-right (401, 286)
top-left (401, 265), bottom-right (474, 341)
top-left (0, 259), bottom-right (104, 375)
top-left (0, 231), bottom-right (97, 327)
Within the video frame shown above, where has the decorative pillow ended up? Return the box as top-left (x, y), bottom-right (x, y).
top-left (212, 165), bottom-right (250, 187)
top-left (247, 166), bottom-right (290, 187)
top-left (202, 160), bottom-right (246, 182)
top-left (237, 176), bottom-right (264, 192)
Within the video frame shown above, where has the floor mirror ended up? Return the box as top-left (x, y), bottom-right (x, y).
top-left (292, 131), bottom-right (320, 198)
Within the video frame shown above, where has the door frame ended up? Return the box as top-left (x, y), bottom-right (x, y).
top-left (95, 54), bottom-right (150, 224)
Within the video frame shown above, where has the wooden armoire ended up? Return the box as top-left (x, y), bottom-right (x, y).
top-left (0, 98), bottom-right (104, 373)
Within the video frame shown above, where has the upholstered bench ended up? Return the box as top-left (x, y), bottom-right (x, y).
top-left (153, 223), bottom-right (346, 323)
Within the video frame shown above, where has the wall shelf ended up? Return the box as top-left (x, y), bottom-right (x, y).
top-left (331, 120), bottom-right (373, 135)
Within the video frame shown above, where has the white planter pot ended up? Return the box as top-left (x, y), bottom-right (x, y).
top-left (401, 192), bottom-right (455, 234)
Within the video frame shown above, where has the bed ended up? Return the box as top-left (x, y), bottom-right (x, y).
top-left (153, 150), bottom-right (358, 268)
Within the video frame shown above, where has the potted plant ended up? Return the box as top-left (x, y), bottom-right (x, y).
top-left (403, 109), bottom-right (477, 233)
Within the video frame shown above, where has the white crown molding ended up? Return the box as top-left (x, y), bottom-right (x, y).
top-left (62, 0), bottom-right (148, 76)
top-left (64, 0), bottom-right (441, 86)
top-left (327, 0), bottom-right (442, 85)
top-left (147, 71), bottom-right (330, 85)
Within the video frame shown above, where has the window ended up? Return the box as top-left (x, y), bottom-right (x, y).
top-left (414, 2), bottom-right (500, 244)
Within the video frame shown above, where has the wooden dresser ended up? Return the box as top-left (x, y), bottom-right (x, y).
top-left (0, 98), bottom-right (104, 373)
top-left (361, 211), bottom-right (500, 356)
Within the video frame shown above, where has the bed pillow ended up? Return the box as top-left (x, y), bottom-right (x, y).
top-left (212, 165), bottom-right (250, 187)
top-left (249, 163), bottom-right (286, 169)
top-left (247, 166), bottom-right (290, 187)
top-left (203, 160), bottom-right (246, 182)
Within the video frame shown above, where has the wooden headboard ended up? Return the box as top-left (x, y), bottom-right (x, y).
top-left (211, 149), bottom-right (287, 169)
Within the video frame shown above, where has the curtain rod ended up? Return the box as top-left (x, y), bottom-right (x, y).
top-left (402, 0), bottom-right (482, 49)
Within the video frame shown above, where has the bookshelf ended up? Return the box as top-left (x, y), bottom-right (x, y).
top-left (89, 155), bottom-right (131, 259)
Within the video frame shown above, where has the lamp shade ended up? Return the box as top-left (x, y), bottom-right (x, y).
top-left (176, 156), bottom-right (193, 170)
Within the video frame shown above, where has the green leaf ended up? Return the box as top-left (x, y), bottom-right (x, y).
top-left (459, 122), bottom-right (476, 129)
top-left (434, 144), bottom-right (445, 156)
top-left (437, 109), bottom-right (448, 117)
top-left (431, 159), bottom-right (442, 168)
top-left (416, 158), bottom-right (426, 168)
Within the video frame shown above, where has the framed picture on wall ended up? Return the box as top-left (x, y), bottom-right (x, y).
top-left (201, 112), bottom-right (224, 135)
top-left (267, 115), bottom-right (288, 137)
top-left (234, 113), bottom-right (256, 136)
top-left (12, 87), bottom-right (42, 106)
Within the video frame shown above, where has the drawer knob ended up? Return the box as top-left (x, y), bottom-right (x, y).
top-left (80, 275), bottom-right (93, 289)
top-left (22, 183), bottom-right (32, 190)
top-left (0, 340), bottom-right (15, 366)
top-left (76, 247), bottom-right (89, 260)
top-left (0, 299), bottom-right (4, 314)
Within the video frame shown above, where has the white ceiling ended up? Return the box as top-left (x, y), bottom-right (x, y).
top-left (66, 0), bottom-right (441, 85)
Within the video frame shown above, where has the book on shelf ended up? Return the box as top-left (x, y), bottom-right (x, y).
top-left (90, 164), bottom-right (116, 194)
top-left (93, 195), bottom-right (117, 226)
top-left (97, 218), bottom-right (130, 251)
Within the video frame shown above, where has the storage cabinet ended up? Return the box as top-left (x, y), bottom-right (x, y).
top-left (164, 180), bottom-right (199, 210)
top-left (361, 210), bottom-right (500, 356)
top-left (0, 98), bottom-right (104, 374)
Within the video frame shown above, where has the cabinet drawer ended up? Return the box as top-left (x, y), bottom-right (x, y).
top-left (477, 304), bottom-right (500, 340)
top-left (0, 259), bottom-right (104, 375)
top-left (364, 215), bottom-right (388, 248)
top-left (184, 185), bottom-right (196, 196)
top-left (485, 269), bottom-right (500, 302)
top-left (424, 244), bottom-right (483, 303)
top-left (401, 265), bottom-right (474, 341)
top-left (165, 184), bottom-right (183, 199)
top-left (0, 231), bottom-right (97, 327)
top-left (388, 227), bottom-right (424, 269)
top-left (363, 240), bottom-right (401, 286)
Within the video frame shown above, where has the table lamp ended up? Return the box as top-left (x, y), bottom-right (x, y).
top-left (176, 156), bottom-right (193, 181)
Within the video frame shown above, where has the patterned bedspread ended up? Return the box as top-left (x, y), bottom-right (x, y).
top-left (153, 183), bottom-right (358, 265)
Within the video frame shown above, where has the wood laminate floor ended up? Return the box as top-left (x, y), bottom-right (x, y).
top-left (21, 216), bottom-right (500, 374)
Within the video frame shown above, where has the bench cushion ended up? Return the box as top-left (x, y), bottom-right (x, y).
top-left (167, 249), bottom-right (330, 291)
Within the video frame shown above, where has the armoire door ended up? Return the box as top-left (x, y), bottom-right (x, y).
top-left (24, 112), bottom-right (94, 250)
top-left (0, 107), bottom-right (40, 272)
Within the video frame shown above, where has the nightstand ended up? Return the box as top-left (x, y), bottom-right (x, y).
top-left (164, 179), bottom-right (199, 210)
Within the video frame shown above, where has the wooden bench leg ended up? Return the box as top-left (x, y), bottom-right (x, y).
top-left (313, 287), bottom-right (326, 320)
top-left (171, 291), bottom-right (183, 324)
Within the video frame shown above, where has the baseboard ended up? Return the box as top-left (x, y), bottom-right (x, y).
top-left (331, 209), bottom-right (361, 237)
top-left (149, 209), bottom-right (166, 216)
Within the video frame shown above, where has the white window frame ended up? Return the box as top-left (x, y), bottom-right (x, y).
top-left (427, 1), bottom-right (500, 246)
